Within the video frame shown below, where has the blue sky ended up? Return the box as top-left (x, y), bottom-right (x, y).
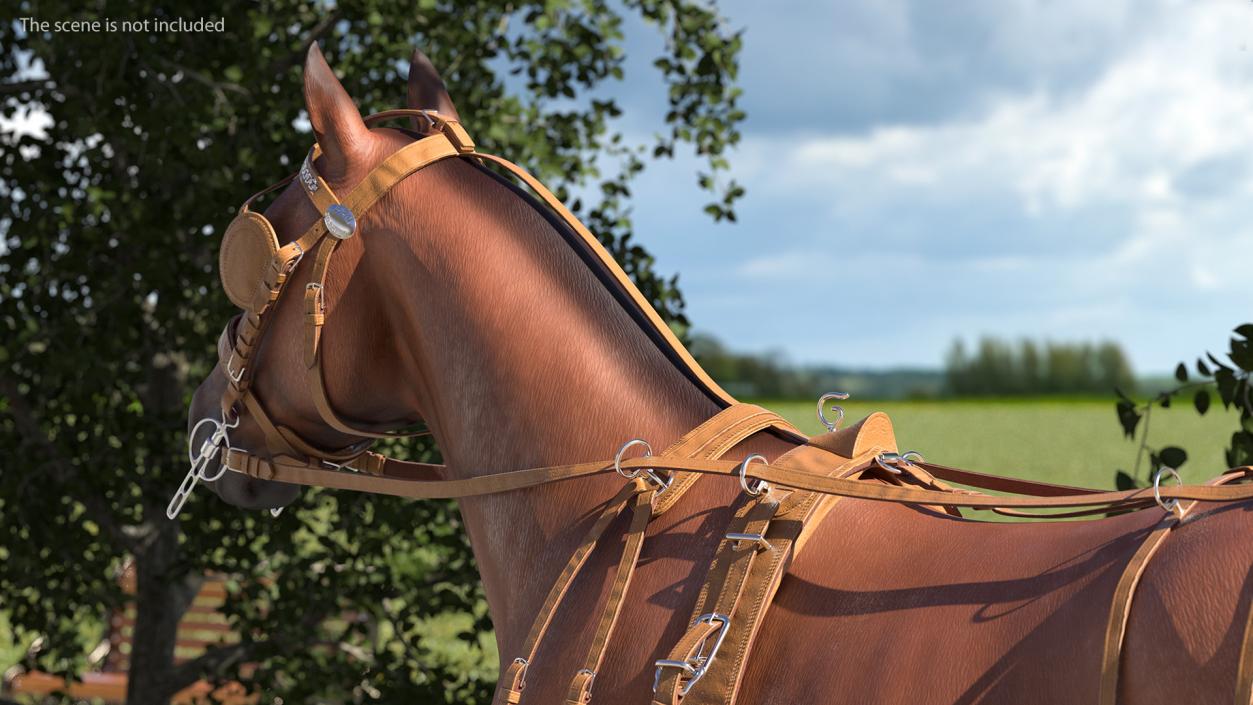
top-left (606, 0), bottom-right (1253, 372)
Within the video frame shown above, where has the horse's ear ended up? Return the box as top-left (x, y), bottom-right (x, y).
top-left (407, 49), bottom-right (460, 123)
top-left (303, 43), bottom-right (370, 176)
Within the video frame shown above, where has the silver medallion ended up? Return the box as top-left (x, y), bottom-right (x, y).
top-left (324, 204), bottom-right (357, 239)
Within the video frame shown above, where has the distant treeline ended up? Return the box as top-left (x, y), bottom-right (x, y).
top-left (690, 332), bottom-right (1137, 399)
top-left (945, 338), bottom-right (1135, 396)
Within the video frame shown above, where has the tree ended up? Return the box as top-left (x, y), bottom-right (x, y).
top-left (944, 337), bottom-right (1136, 397)
top-left (0, 2), bottom-right (744, 703)
top-left (1113, 324), bottom-right (1253, 490)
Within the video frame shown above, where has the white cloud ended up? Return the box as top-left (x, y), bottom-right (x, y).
top-left (632, 0), bottom-right (1253, 370)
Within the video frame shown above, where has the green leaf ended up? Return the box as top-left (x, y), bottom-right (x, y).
top-left (1115, 400), bottom-right (1141, 439)
top-left (1158, 446), bottom-right (1188, 469)
top-left (1194, 389), bottom-right (1211, 415)
top-left (1196, 358), bottom-right (1210, 376)
top-left (1174, 362), bottom-right (1188, 382)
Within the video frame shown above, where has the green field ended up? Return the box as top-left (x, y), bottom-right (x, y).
top-left (760, 397), bottom-right (1238, 490)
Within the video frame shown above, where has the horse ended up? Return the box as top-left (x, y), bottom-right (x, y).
top-left (186, 44), bottom-right (1253, 705)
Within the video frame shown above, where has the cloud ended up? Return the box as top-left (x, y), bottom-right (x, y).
top-left (626, 0), bottom-right (1253, 371)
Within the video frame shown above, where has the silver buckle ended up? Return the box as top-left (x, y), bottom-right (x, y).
top-left (225, 352), bottom-right (246, 383)
top-left (653, 613), bottom-right (730, 695)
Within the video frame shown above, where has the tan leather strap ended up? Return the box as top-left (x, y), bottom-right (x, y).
top-left (493, 479), bottom-right (651, 705)
top-left (653, 404), bottom-right (801, 517)
top-left (1099, 472), bottom-right (1246, 705)
top-left (494, 403), bottom-right (791, 705)
top-left (1098, 507), bottom-right (1190, 705)
top-left (1237, 598), bottom-right (1253, 704)
top-left (226, 447), bottom-right (1253, 509)
top-left (652, 489), bottom-right (782, 705)
top-left (296, 133), bottom-right (460, 439)
top-left (565, 487), bottom-right (656, 705)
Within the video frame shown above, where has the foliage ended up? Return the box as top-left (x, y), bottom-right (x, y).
top-left (1113, 324), bottom-right (1253, 489)
top-left (945, 337), bottom-right (1135, 397)
top-left (0, 2), bottom-right (743, 703)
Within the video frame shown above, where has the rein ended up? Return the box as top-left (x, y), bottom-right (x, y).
top-left (176, 107), bottom-right (1253, 705)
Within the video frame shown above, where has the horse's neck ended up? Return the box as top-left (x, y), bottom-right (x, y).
top-left (378, 160), bottom-right (721, 652)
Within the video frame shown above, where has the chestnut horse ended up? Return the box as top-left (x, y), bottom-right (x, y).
top-left (188, 46), bottom-right (1253, 704)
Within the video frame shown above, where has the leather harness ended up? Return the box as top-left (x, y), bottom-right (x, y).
top-left (186, 109), bottom-right (1253, 704)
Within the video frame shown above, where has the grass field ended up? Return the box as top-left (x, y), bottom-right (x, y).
top-left (759, 397), bottom-right (1238, 490)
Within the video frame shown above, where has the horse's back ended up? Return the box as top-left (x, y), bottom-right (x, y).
top-left (737, 496), bottom-right (1253, 705)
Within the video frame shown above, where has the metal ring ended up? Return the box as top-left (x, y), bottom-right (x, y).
top-left (1153, 466), bottom-right (1184, 517)
top-left (738, 454), bottom-right (770, 496)
top-left (187, 416), bottom-right (221, 464)
top-left (615, 439), bottom-right (653, 480)
top-left (817, 392), bottom-right (850, 431)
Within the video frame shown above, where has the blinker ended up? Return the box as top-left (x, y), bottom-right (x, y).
top-left (324, 204), bottom-right (356, 239)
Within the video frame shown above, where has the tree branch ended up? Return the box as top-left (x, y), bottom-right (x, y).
top-left (0, 372), bottom-right (137, 551)
top-left (163, 641), bottom-right (255, 696)
top-left (0, 79), bottom-right (54, 95)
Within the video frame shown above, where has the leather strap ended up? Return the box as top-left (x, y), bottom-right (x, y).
top-left (1098, 507), bottom-right (1190, 705)
top-left (493, 403), bottom-right (792, 705)
top-left (1237, 597), bottom-right (1253, 705)
top-left (226, 447), bottom-right (1253, 509)
top-left (1099, 472), bottom-right (1246, 705)
top-left (655, 445), bottom-right (884, 705)
top-left (652, 489), bottom-right (782, 705)
top-left (565, 487), bottom-right (656, 705)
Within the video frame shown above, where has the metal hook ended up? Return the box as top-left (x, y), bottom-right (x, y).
top-left (1153, 466), bottom-right (1185, 518)
top-left (874, 450), bottom-right (925, 476)
top-left (817, 392), bottom-right (850, 431)
top-left (737, 454), bottom-right (770, 496)
top-left (613, 438), bottom-right (671, 493)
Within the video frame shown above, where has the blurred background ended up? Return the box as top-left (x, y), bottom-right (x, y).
top-left (2, 1), bottom-right (1252, 704)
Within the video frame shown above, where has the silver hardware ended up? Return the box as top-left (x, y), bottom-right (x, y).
top-left (737, 454), bottom-right (770, 496)
top-left (1153, 466), bottom-right (1185, 518)
top-left (874, 450), bottom-right (924, 476)
top-left (168, 413), bottom-right (237, 519)
top-left (574, 669), bottom-right (596, 694)
top-left (726, 532), bottom-right (770, 551)
top-left (817, 392), bottom-right (849, 431)
top-left (225, 352), bottom-right (246, 383)
top-left (510, 657), bottom-right (529, 690)
top-left (652, 660), bottom-right (696, 693)
top-left (614, 438), bottom-right (671, 492)
top-left (270, 507), bottom-right (284, 518)
top-left (653, 613), bottom-right (731, 695)
top-left (324, 204), bottom-right (357, 239)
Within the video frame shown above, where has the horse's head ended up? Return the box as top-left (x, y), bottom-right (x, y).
top-left (185, 44), bottom-right (464, 512)
top-left (182, 38), bottom-right (728, 526)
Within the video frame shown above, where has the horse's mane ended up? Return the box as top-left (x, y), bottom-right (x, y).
top-left (473, 162), bottom-right (741, 410)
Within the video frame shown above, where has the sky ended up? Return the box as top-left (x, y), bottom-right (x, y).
top-left (607, 0), bottom-right (1253, 373)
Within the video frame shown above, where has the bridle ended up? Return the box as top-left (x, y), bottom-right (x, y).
top-left (172, 108), bottom-right (1253, 705)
